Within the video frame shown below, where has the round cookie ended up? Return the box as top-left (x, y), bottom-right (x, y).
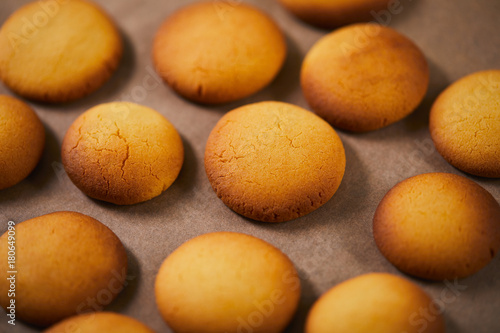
top-left (155, 232), bottom-right (301, 333)
top-left (204, 101), bottom-right (346, 223)
top-left (0, 0), bottom-right (122, 103)
top-left (306, 273), bottom-right (445, 333)
top-left (0, 95), bottom-right (45, 190)
top-left (153, 1), bottom-right (286, 104)
top-left (0, 211), bottom-right (128, 327)
top-left (45, 312), bottom-right (154, 333)
top-left (373, 173), bottom-right (500, 280)
top-left (301, 23), bottom-right (429, 132)
top-left (278, 0), bottom-right (391, 29)
top-left (430, 70), bottom-right (500, 178)
top-left (62, 102), bottom-right (184, 205)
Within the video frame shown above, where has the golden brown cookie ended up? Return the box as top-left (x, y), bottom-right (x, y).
top-left (278, 0), bottom-right (391, 29)
top-left (62, 102), bottom-right (184, 205)
top-left (0, 95), bottom-right (45, 190)
top-left (306, 273), bottom-right (445, 333)
top-left (430, 70), bottom-right (500, 178)
top-left (0, 0), bottom-right (122, 103)
top-left (45, 312), bottom-right (155, 333)
top-left (155, 232), bottom-right (300, 333)
top-left (204, 101), bottom-right (346, 222)
top-left (373, 173), bottom-right (500, 280)
top-left (302, 23), bottom-right (429, 132)
top-left (0, 211), bottom-right (128, 327)
top-left (153, 1), bottom-right (286, 104)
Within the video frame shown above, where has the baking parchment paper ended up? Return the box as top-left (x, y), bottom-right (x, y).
top-left (0, 0), bottom-right (499, 332)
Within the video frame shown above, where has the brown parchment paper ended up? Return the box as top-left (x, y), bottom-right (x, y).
top-left (1, 0), bottom-right (499, 332)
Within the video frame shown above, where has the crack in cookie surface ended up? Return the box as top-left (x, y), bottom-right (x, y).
top-left (62, 102), bottom-right (184, 205)
top-left (205, 101), bottom-right (346, 222)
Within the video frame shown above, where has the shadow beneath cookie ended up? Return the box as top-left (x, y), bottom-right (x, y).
top-left (246, 138), bottom-right (370, 233)
top-left (267, 35), bottom-right (304, 102)
top-left (106, 248), bottom-right (141, 313)
top-left (29, 124), bottom-right (61, 188)
top-left (136, 134), bottom-right (198, 214)
top-left (0, 124), bottom-right (60, 204)
top-left (284, 270), bottom-right (318, 333)
top-left (191, 93), bottom-right (261, 117)
top-left (444, 314), bottom-right (462, 333)
top-left (402, 58), bottom-right (449, 132)
top-left (332, 58), bottom-right (449, 143)
top-left (31, 29), bottom-right (136, 111)
top-left (88, 29), bottom-right (137, 103)
top-left (385, 0), bottom-right (425, 27)
top-left (418, 149), bottom-right (500, 192)
top-left (313, 138), bottom-right (387, 270)
top-left (455, 171), bottom-right (500, 190)
top-left (326, 136), bottom-right (371, 217)
top-left (277, 0), bottom-right (425, 33)
top-left (408, 271), bottom-right (498, 333)
top-left (173, 135), bottom-right (199, 194)
top-left (90, 135), bottom-right (198, 217)
top-left (196, 35), bottom-right (305, 115)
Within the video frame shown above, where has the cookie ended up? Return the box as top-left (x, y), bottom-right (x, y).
top-left (373, 173), bottom-right (500, 280)
top-left (62, 102), bottom-right (184, 205)
top-left (0, 95), bottom-right (45, 190)
top-left (153, 1), bottom-right (286, 104)
top-left (278, 0), bottom-right (391, 29)
top-left (430, 70), bottom-right (500, 178)
top-left (45, 312), bottom-right (154, 333)
top-left (306, 273), bottom-right (445, 333)
top-left (0, 211), bottom-right (128, 327)
top-left (155, 232), bottom-right (300, 333)
top-left (204, 101), bottom-right (346, 222)
top-left (0, 0), bottom-right (122, 103)
top-left (301, 23), bottom-right (429, 132)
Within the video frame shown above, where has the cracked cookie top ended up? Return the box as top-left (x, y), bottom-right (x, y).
top-left (430, 70), bottom-right (500, 178)
top-left (61, 102), bottom-right (184, 205)
top-left (204, 101), bottom-right (346, 222)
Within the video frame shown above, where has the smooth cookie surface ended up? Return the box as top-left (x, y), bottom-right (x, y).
top-left (0, 95), bottom-right (45, 190)
top-left (0, 211), bottom-right (128, 327)
top-left (302, 23), bottom-right (429, 132)
top-left (373, 173), bottom-right (500, 280)
top-left (0, 0), bottom-right (122, 103)
top-left (205, 101), bottom-right (346, 222)
top-left (306, 273), bottom-right (445, 333)
top-left (45, 312), bottom-right (155, 333)
top-left (155, 232), bottom-right (301, 333)
top-left (153, 1), bottom-right (286, 104)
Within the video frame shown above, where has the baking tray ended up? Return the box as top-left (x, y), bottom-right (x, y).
top-left (1, 0), bottom-right (499, 332)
